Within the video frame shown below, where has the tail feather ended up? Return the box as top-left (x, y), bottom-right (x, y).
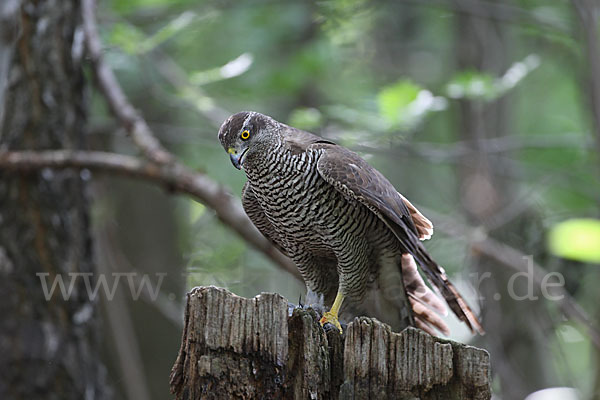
top-left (383, 215), bottom-right (484, 335)
top-left (442, 275), bottom-right (485, 334)
top-left (415, 248), bottom-right (485, 335)
top-left (409, 293), bottom-right (450, 336)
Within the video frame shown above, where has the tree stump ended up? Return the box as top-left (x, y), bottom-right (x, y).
top-left (170, 286), bottom-right (491, 400)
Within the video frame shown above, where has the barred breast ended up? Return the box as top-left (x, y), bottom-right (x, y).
top-left (244, 142), bottom-right (406, 314)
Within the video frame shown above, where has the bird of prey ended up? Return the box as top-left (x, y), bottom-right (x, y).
top-left (218, 111), bottom-right (483, 335)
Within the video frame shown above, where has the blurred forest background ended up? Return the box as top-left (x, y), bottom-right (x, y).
top-left (1, 0), bottom-right (600, 399)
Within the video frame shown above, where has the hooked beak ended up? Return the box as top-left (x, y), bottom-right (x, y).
top-left (228, 147), bottom-right (248, 170)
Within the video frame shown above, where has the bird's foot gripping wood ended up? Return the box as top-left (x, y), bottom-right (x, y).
top-left (319, 291), bottom-right (344, 333)
top-left (320, 311), bottom-right (343, 333)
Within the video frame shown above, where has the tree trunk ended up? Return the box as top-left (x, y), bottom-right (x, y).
top-left (0, 1), bottom-right (110, 398)
top-left (170, 286), bottom-right (491, 400)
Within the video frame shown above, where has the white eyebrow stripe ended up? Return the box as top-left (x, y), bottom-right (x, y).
top-left (242, 112), bottom-right (254, 131)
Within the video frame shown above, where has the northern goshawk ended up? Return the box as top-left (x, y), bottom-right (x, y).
top-left (218, 111), bottom-right (483, 335)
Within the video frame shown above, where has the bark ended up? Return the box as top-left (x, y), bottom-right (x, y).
top-left (0, 1), bottom-right (109, 399)
top-left (170, 286), bottom-right (491, 400)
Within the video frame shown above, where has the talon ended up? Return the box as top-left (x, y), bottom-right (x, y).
top-left (319, 291), bottom-right (344, 333)
top-left (320, 311), bottom-right (343, 333)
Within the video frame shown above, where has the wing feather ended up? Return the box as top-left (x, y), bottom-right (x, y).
top-left (399, 194), bottom-right (434, 240)
top-left (313, 143), bottom-right (484, 335)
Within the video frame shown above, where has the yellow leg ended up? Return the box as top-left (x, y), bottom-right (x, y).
top-left (319, 291), bottom-right (344, 333)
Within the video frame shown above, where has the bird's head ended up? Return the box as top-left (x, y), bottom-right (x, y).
top-left (218, 111), bottom-right (280, 170)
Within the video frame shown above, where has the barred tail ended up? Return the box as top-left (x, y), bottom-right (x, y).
top-left (413, 246), bottom-right (485, 335)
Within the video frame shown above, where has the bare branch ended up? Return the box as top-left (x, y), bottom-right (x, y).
top-left (81, 0), bottom-right (173, 164)
top-left (472, 238), bottom-right (600, 349)
top-left (4, 148), bottom-right (595, 344)
top-left (78, 1), bottom-right (301, 281)
top-left (422, 207), bottom-right (600, 349)
top-left (354, 134), bottom-right (593, 163)
top-left (0, 150), bottom-right (301, 281)
top-left (70, 1), bottom-right (600, 349)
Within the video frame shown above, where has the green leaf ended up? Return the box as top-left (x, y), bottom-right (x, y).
top-left (377, 79), bottom-right (446, 130)
top-left (378, 80), bottom-right (421, 125)
top-left (548, 218), bottom-right (600, 263)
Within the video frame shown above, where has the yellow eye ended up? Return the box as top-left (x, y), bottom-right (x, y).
top-left (241, 130), bottom-right (250, 140)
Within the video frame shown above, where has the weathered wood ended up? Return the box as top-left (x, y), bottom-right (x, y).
top-left (170, 286), bottom-right (491, 400)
